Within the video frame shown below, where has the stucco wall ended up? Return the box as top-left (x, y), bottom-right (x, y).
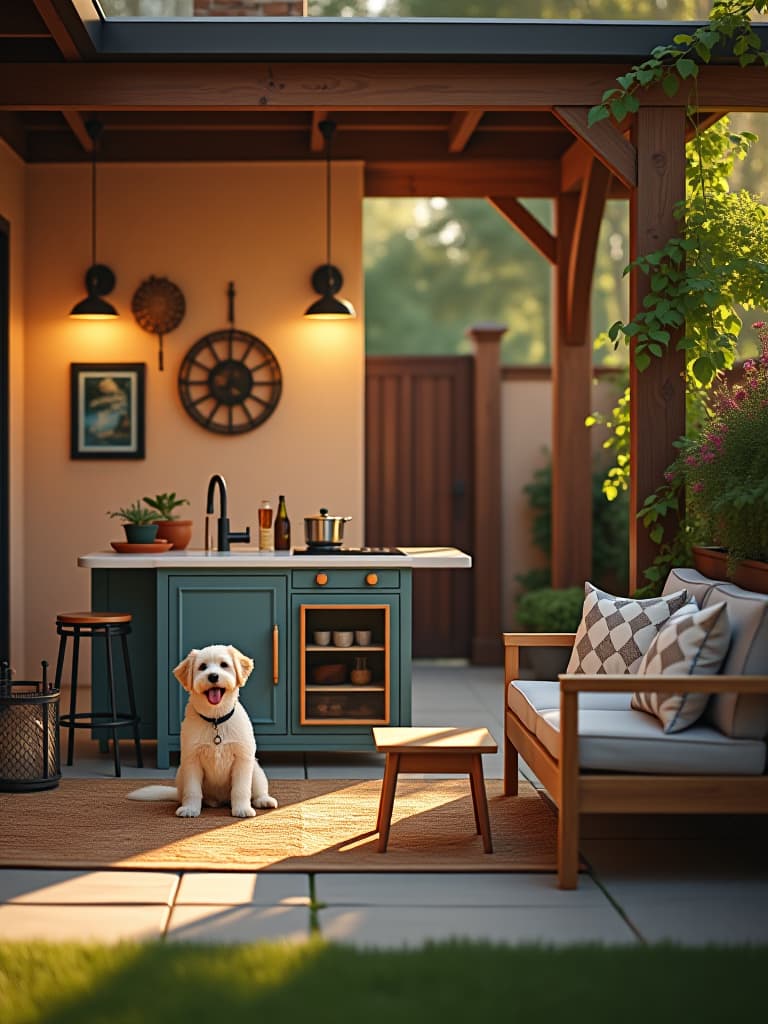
top-left (22, 160), bottom-right (363, 675)
top-left (0, 141), bottom-right (26, 672)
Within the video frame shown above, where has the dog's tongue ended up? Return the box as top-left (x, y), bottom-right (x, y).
top-left (206, 687), bottom-right (224, 706)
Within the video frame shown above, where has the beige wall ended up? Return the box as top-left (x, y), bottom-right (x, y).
top-left (0, 142), bottom-right (26, 672)
top-left (22, 160), bottom-right (363, 675)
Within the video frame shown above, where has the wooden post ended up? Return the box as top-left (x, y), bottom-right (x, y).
top-left (552, 193), bottom-right (593, 588)
top-left (467, 323), bottom-right (503, 666)
top-left (629, 107), bottom-right (686, 591)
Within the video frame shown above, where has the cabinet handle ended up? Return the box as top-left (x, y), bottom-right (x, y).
top-left (315, 573), bottom-right (328, 586)
top-left (272, 624), bottom-right (279, 685)
top-left (366, 573), bottom-right (378, 586)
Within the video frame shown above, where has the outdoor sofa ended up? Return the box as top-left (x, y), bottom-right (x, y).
top-left (503, 567), bottom-right (768, 888)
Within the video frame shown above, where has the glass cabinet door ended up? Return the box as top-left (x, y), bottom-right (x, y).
top-left (299, 603), bottom-right (391, 726)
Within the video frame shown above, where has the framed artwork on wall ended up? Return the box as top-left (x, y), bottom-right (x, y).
top-left (70, 363), bottom-right (146, 460)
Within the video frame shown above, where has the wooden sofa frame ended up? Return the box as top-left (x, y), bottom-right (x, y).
top-left (503, 632), bottom-right (768, 889)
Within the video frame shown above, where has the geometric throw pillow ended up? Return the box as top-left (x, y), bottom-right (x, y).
top-left (631, 602), bottom-right (731, 734)
top-left (565, 583), bottom-right (690, 676)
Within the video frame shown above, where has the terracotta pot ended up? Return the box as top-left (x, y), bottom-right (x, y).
top-left (692, 545), bottom-right (768, 594)
top-left (155, 519), bottom-right (193, 550)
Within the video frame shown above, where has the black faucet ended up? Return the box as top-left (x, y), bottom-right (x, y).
top-left (206, 474), bottom-right (251, 552)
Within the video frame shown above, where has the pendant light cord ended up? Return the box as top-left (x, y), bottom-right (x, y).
top-left (321, 120), bottom-right (335, 270)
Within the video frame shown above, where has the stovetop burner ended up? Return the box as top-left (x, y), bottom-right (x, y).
top-left (292, 546), bottom-right (405, 556)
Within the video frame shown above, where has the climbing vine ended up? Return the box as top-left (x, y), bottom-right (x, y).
top-left (586, 3), bottom-right (768, 590)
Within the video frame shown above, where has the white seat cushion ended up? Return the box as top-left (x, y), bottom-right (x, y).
top-left (507, 680), bottom-right (631, 733)
top-left (534, 707), bottom-right (766, 775)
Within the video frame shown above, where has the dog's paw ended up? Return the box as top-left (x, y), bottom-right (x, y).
top-left (231, 804), bottom-right (257, 818)
top-left (254, 795), bottom-right (278, 809)
top-left (176, 805), bottom-right (201, 818)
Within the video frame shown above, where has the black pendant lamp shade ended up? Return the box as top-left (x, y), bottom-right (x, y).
top-left (305, 120), bottom-right (356, 319)
top-left (70, 121), bottom-right (118, 320)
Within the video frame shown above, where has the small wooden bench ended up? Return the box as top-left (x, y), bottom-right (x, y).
top-left (372, 726), bottom-right (498, 853)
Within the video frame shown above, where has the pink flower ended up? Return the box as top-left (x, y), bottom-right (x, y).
top-left (685, 454), bottom-right (698, 466)
top-left (753, 321), bottom-right (766, 329)
top-left (691, 482), bottom-right (704, 493)
top-left (701, 451), bottom-right (716, 463)
top-left (744, 359), bottom-right (756, 373)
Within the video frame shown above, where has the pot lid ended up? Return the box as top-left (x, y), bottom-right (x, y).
top-left (305, 508), bottom-right (352, 521)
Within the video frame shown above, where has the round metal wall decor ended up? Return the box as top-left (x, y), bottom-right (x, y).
top-left (131, 275), bottom-right (186, 371)
top-left (177, 329), bottom-right (283, 435)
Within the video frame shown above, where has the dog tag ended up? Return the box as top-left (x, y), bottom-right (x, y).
top-left (213, 733), bottom-right (222, 745)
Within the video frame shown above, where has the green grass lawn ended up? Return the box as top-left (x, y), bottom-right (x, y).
top-left (1, 940), bottom-right (766, 1024)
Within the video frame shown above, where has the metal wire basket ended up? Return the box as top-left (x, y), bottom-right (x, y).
top-left (0, 660), bottom-right (61, 791)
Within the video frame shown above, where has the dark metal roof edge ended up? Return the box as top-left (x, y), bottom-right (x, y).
top-left (96, 17), bottom-right (768, 61)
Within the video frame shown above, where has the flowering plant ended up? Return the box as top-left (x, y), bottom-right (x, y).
top-left (675, 321), bottom-right (768, 568)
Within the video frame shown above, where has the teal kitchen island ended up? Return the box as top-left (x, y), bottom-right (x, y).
top-left (78, 547), bottom-right (471, 768)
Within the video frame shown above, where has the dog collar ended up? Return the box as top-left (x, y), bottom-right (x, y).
top-left (196, 705), bottom-right (236, 744)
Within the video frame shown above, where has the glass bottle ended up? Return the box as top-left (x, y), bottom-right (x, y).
top-left (274, 494), bottom-right (291, 551)
top-left (258, 500), bottom-right (273, 551)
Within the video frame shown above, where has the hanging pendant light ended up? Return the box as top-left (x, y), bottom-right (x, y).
top-left (304, 120), bottom-right (356, 319)
top-left (70, 120), bottom-right (118, 320)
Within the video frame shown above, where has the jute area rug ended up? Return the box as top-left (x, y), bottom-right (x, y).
top-left (0, 778), bottom-right (557, 873)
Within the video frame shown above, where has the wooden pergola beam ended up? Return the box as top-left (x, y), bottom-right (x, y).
top-left (553, 105), bottom-right (636, 189)
top-left (365, 160), bottom-right (559, 197)
top-left (629, 107), bottom-right (687, 591)
top-left (2, 62), bottom-right (765, 113)
top-left (486, 196), bottom-right (556, 264)
top-left (32, 0), bottom-right (94, 60)
top-left (310, 109), bottom-right (329, 152)
top-left (448, 110), bottom-right (483, 153)
top-left (566, 156), bottom-right (611, 344)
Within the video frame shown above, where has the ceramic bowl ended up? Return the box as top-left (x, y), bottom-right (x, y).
top-left (332, 630), bottom-right (354, 647)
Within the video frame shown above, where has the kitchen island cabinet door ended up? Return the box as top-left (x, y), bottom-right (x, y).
top-left (164, 575), bottom-right (288, 753)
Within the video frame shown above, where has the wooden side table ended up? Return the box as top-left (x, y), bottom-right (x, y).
top-left (372, 726), bottom-right (498, 853)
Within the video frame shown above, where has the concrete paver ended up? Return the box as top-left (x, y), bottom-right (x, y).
top-left (0, 904), bottom-right (169, 943)
top-left (166, 904), bottom-right (311, 944)
top-left (175, 872), bottom-right (310, 906)
top-left (318, 905), bottom-right (638, 948)
top-left (0, 868), bottom-right (179, 905)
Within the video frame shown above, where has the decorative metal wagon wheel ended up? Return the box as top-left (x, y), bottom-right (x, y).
top-left (0, 660), bottom-right (61, 792)
top-left (177, 281), bottom-right (282, 435)
top-left (131, 275), bottom-right (186, 371)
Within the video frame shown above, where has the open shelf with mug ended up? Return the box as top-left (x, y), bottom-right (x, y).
top-left (299, 603), bottom-right (390, 725)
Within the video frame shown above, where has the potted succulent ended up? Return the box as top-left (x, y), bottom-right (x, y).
top-left (143, 492), bottom-right (192, 550)
top-left (107, 501), bottom-right (162, 544)
top-left (673, 321), bottom-right (768, 592)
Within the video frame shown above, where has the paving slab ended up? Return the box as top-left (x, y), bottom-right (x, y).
top-left (314, 871), bottom-right (609, 908)
top-left (175, 872), bottom-right (310, 906)
top-left (0, 869), bottom-right (179, 905)
top-left (318, 905), bottom-right (637, 948)
top-left (166, 904), bottom-right (311, 944)
top-left (0, 904), bottom-right (169, 942)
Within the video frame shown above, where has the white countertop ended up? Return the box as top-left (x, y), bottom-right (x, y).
top-left (78, 546), bottom-right (472, 570)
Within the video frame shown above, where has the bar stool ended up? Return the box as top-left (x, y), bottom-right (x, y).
top-left (54, 612), bottom-right (143, 777)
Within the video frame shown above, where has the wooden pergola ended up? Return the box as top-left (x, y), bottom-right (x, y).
top-left (3, 3), bottom-right (767, 625)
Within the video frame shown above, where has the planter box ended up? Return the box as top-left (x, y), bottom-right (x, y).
top-left (692, 545), bottom-right (768, 595)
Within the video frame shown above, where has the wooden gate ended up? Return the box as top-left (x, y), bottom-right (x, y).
top-left (365, 356), bottom-right (473, 659)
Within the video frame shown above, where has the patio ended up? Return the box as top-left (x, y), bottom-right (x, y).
top-left (1, 662), bottom-right (766, 948)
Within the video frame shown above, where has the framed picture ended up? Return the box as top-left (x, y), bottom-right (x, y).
top-left (70, 363), bottom-right (146, 460)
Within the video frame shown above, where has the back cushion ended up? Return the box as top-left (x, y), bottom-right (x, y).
top-left (702, 582), bottom-right (768, 739)
top-left (663, 567), bottom-right (718, 608)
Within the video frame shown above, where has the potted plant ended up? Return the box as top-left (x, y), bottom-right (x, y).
top-left (673, 321), bottom-right (768, 592)
top-left (107, 501), bottom-right (162, 544)
top-left (143, 492), bottom-right (192, 550)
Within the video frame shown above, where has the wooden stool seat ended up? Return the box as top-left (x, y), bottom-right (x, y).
top-left (56, 612), bottom-right (133, 625)
top-left (372, 726), bottom-right (498, 853)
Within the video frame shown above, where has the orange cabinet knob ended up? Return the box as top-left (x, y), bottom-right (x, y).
top-left (315, 573), bottom-right (328, 586)
top-left (365, 573), bottom-right (379, 586)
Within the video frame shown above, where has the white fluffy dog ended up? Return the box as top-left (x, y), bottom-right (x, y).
top-left (128, 644), bottom-right (278, 817)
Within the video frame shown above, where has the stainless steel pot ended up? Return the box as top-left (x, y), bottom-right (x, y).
top-left (304, 508), bottom-right (352, 547)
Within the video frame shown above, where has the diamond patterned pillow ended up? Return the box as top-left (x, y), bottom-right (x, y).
top-left (566, 583), bottom-right (689, 676)
top-left (631, 602), bottom-right (731, 734)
